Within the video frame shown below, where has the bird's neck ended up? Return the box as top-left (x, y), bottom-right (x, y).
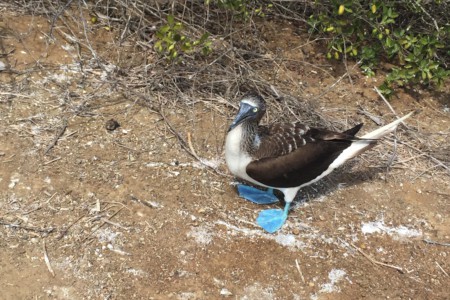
top-left (240, 121), bottom-right (260, 153)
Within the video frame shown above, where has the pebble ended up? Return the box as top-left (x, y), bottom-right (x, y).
top-left (220, 288), bottom-right (232, 296)
top-left (292, 228), bottom-right (300, 235)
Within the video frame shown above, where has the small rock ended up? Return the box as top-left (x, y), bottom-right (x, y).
top-left (292, 228), bottom-right (300, 235)
top-left (105, 119), bottom-right (120, 131)
top-left (308, 282), bottom-right (315, 287)
top-left (220, 288), bottom-right (232, 296)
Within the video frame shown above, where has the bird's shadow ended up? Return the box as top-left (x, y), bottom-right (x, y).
top-left (295, 161), bottom-right (385, 205)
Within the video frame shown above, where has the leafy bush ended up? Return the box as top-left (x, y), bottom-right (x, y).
top-left (154, 1), bottom-right (270, 61)
top-left (308, 0), bottom-right (449, 96)
top-left (154, 15), bottom-right (211, 61)
top-left (205, 0), bottom-right (272, 18)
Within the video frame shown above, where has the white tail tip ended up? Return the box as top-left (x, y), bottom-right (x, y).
top-left (362, 111), bottom-right (413, 140)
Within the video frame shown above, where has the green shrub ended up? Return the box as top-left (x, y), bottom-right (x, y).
top-left (205, 0), bottom-right (272, 18)
top-left (308, 0), bottom-right (449, 96)
top-left (154, 15), bottom-right (211, 61)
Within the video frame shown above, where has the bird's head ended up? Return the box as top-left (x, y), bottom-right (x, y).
top-left (228, 93), bottom-right (266, 132)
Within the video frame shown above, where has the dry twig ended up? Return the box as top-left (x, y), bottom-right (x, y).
top-left (0, 220), bottom-right (54, 235)
top-left (423, 239), bottom-right (450, 247)
top-left (57, 214), bottom-right (86, 240)
top-left (351, 242), bottom-right (404, 274)
top-left (43, 241), bottom-right (55, 277)
top-left (295, 259), bottom-right (306, 284)
top-left (44, 119), bottom-right (68, 155)
top-left (435, 261), bottom-right (449, 277)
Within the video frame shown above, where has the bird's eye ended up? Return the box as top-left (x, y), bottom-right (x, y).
top-left (253, 107), bottom-right (258, 113)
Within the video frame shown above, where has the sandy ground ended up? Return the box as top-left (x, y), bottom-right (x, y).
top-left (1, 10), bottom-right (449, 300)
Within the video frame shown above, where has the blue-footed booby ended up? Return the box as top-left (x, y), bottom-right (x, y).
top-left (225, 93), bottom-right (412, 233)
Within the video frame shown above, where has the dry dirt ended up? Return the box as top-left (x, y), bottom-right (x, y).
top-left (1, 10), bottom-right (449, 300)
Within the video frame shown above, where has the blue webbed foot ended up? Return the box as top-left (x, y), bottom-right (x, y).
top-left (256, 202), bottom-right (291, 233)
top-left (237, 184), bottom-right (279, 205)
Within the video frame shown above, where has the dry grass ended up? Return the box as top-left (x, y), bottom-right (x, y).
top-left (1, 0), bottom-right (448, 180)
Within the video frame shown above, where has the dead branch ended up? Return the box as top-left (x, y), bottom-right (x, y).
top-left (0, 220), bottom-right (55, 235)
top-left (44, 119), bottom-right (68, 155)
top-left (43, 240), bottom-right (55, 277)
top-left (351, 242), bottom-right (404, 274)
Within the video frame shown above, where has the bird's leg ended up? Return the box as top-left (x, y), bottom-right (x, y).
top-left (237, 184), bottom-right (279, 205)
top-left (256, 201), bottom-right (291, 233)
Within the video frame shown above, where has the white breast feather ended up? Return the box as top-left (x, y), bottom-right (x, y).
top-left (225, 125), bottom-right (264, 186)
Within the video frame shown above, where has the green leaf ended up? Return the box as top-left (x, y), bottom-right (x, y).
top-left (154, 41), bottom-right (163, 53)
top-left (173, 34), bottom-right (182, 42)
top-left (159, 25), bottom-right (170, 34)
top-left (167, 15), bottom-right (174, 26)
top-left (200, 33), bottom-right (210, 43)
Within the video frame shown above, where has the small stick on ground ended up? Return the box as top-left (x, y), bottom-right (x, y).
top-left (83, 207), bottom-right (124, 242)
top-left (101, 218), bottom-right (130, 231)
top-left (351, 242), bottom-right (404, 274)
top-left (423, 239), bottom-right (450, 247)
top-left (130, 195), bottom-right (161, 209)
top-left (295, 259), bottom-right (306, 284)
top-left (357, 108), bottom-right (383, 126)
top-left (0, 220), bottom-right (54, 234)
top-left (396, 140), bottom-right (450, 174)
top-left (43, 240), bottom-right (55, 277)
top-left (44, 119), bottom-right (68, 155)
top-left (43, 157), bottom-right (62, 165)
top-left (374, 87), bottom-right (410, 128)
top-left (1, 154), bottom-right (16, 163)
top-left (0, 92), bottom-right (32, 98)
top-left (22, 206), bottom-right (41, 215)
top-left (56, 214), bottom-right (86, 240)
top-left (187, 132), bottom-right (201, 161)
top-left (435, 261), bottom-right (449, 277)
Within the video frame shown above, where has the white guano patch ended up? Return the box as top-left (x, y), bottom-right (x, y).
top-left (361, 218), bottom-right (422, 240)
top-left (319, 269), bottom-right (347, 293)
top-left (188, 225), bottom-right (213, 245)
top-left (216, 220), bottom-right (306, 250)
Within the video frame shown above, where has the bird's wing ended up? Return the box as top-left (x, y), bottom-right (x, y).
top-left (247, 123), bottom-right (366, 188)
top-left (251, 122), bottom-right (361, 159)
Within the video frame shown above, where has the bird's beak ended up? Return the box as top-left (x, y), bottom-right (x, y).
top-left (228, 103), bottom-right (253, 132)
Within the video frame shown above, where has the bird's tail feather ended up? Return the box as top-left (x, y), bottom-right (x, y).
top-left (329, 112), bottom-right (413, 168)
top-left (361, 112), bottom-right (413, 139)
